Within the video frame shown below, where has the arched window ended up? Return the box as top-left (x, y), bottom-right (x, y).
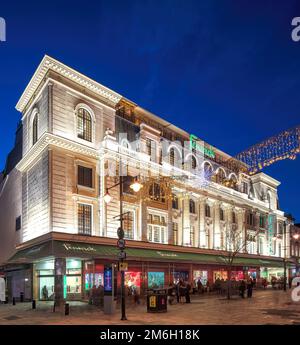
top-left (32, 113), bottom-right (38, 145)
top-left (169, 148), bottom-right (175, 166)
top-left (216, 168), bottom-right (226, 184)
top-left (191, 156), bottom-right (197, 169)
top-left (77, 108), bottom-right (92, 142)
top-left (149, 183), bottom-right (165, 203)
top-left (228, 174), bottom-right (238, 190)
top-left (203, 162), bottom-right (213, 179)
top-left (189, 199), bottom-right (196, 214)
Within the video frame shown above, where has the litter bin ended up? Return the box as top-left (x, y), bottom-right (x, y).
top-left (147, 289), bottom-right (167, 313)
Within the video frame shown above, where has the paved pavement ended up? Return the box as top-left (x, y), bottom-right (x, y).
top-left (0, 289), bottom-right (299, 325)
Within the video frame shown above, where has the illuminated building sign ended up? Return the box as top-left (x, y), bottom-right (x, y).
top-left (189, 134), bottom-right (215, 159)
top-left (104, 265), bottom-right (113, 293)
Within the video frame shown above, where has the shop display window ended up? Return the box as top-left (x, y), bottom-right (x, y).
top-left (193, 270), bottom-right (208, 285)
top-left (125, 272), bottom-right (141, 294)
top-left (230, 271), bottom-right (244, 281)
top-left (66, 276), bottom-right (81, 294)
top-left (213, 270), bottom-right (228, 281)
top-left (39, 276), bottom-right (54, 300)
top-left (173, 271), bottom-right (189, 284)
top-left (148, 272), bottom-right (164, 288)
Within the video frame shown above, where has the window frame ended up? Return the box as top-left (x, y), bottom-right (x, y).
top-left (77, 165), bottom-right (93, 189)
top-left (77, 202), bottom-right (93, 236)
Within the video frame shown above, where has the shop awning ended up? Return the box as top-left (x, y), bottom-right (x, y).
top-left (8, 239), bottom-right (289, 268)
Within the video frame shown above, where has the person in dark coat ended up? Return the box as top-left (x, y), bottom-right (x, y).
top-left (197, 279), bottom-right (203, 294)
top-left (185, 281), bottom-right (191, 303)
top-left (239, 280), bottom-right (246, 298)
top-left (247, 279), bottom-right (253, 298)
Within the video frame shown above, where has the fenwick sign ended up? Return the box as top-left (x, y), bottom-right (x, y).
top-left (189, 134), bottom-right (215, 159)
top-left (0, 17), bottom-right (6, 42)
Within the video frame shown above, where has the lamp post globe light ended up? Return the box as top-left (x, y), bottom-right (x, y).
top-left (103, 171), bottom-right (142, 320)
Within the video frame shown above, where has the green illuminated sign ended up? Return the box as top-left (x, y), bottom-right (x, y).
top-left (189, 134), bottom-right (215, 159)
top-left (63, 275), bottom-right (67, 299)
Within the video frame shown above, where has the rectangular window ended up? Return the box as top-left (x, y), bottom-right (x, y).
top-left (220, 209), bottom-right (224, 221)
top-left (247, 213), bottom-right (255, 226)
top-left (122, 175), bottom-right (135, 195)
top-left (242, 182), bottom-right (248, 194)
top-left (146, 138), bottom-right (156, 162)
top-left (148, 214), bottom-right (167, 244)
top-left (172, 194), bottom-right (178, 209)
top-left (78, 204), bottom-right (92, 235)
top-left (205, 204), bottom-right (211, 218)
top-left (123, 210), bottom-right (134, 239)
top-left (232, 212), bottom-right (236, 224)
top-left (259, 215), bottom-right (266, 228)
top-left (16, 216), bottom-right (21, 231)
top-left (78, 166), bottom-right (93, 188)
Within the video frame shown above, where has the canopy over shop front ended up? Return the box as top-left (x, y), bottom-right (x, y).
top-left (7, 239), bottom-right (291, 269)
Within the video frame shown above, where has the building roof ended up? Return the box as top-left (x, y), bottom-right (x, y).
top-left (16, 55), bottom-right (123, 112)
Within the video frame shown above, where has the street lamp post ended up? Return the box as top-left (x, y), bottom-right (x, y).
top-left (283, 220), bottom-right (287, 292)
top-left (104, 166), bottom-right (142, 321)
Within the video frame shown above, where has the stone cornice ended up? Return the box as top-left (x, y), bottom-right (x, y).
top-left (16, 55), bottom-right (122, 113)
top-left (16, 133), bottom-right (99, 172)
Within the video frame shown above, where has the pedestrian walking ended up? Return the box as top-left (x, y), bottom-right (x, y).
top-left (197, 279), bottom-right (203, 294)
top-left (247, 279), bottom-right (253, 298)
top-left (185, 281), bottom-right (191, 303)
top-left (239, 280), bottom-right (246, 298)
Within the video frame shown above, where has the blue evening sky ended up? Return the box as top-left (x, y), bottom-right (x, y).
top-left (0, 0), bottom-right (299, 220)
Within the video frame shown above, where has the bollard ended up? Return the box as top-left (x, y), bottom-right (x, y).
top-left (5, 297), bottom-right (8, 304)
top-left (32, 299), bottom-right (36, 309)
top-left (65, 303), bottom-right (69, 316)
top-left (12, 297), bottom-right (16, 305)
top-left (53, 301), bottom-right (56, 313)
top-left (20, 292), bottom-right (24, 303)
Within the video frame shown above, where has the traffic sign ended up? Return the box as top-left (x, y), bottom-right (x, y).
top-left (118, 262), bottom-right (128, 271)
top-left (117, 239), bottom-right (126, 249)
top-left (118, 250), bottom-right (127, 260)
top-left (117, 227), bottom-right (124, 239)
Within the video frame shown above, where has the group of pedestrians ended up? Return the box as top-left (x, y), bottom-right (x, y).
top-left (239, 278), bottom-right (254, 298)
top-left (167, 279), bottom-right (192, 305)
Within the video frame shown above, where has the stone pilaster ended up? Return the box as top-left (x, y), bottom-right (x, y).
top-left (182, 196), bottom-right (191, 246)
top-left (199, 198), bottom-right (206, 248)
top-left (213, 201), bottom-right (221, 249)
top-left (140, 200), bottom-right (148, 242)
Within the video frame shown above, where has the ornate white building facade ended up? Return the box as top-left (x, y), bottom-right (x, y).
top-left (0, 55), bottom-right (292, 301)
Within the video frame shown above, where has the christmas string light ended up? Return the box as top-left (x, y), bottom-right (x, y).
top-left (234, 125), bottom-right (300, 174)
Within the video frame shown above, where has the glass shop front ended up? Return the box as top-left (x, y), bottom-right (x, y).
top-left (34, 258), bottom-right (82, 301)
